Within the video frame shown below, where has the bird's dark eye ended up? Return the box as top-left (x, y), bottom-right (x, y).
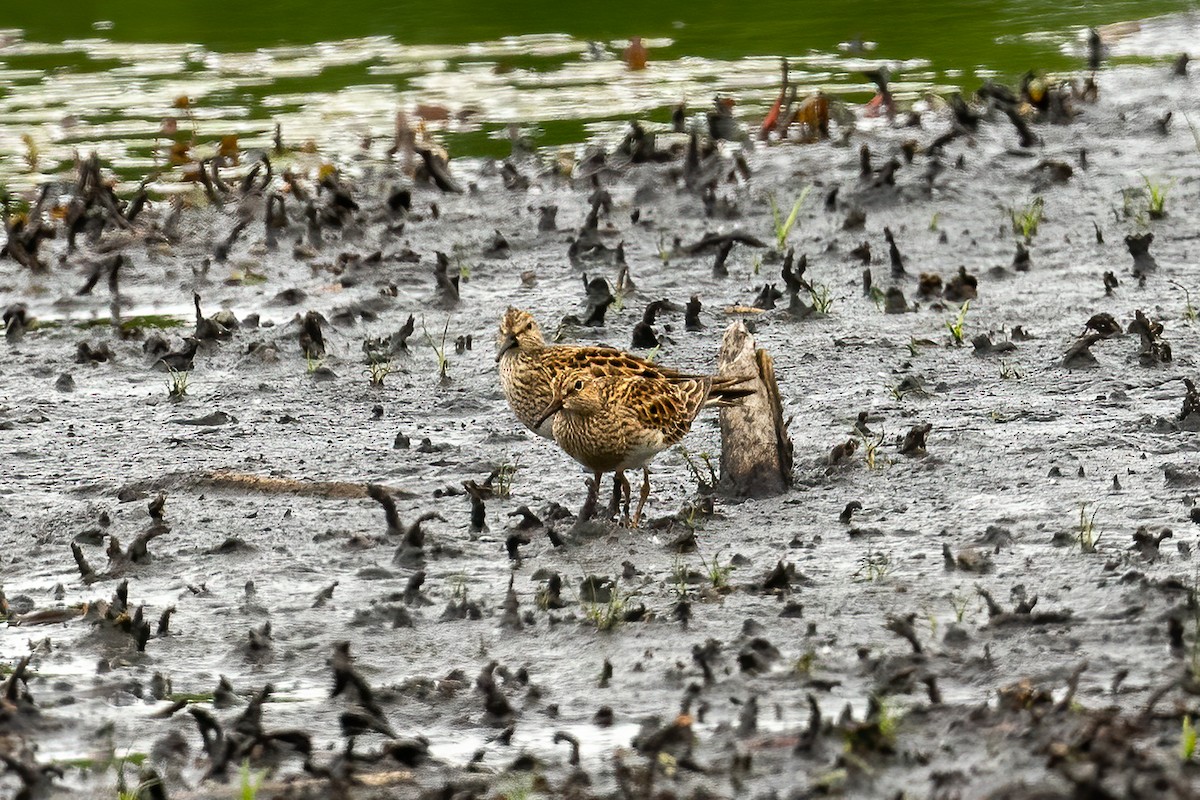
top-left (573, 380), bottom-right (584, 391)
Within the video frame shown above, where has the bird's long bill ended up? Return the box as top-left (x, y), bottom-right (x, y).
top-left (495, 333), bottom-right (518, 362)
top-left (534, 396), bottom-right (564, 429)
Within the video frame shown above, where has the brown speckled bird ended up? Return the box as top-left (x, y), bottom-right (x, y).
top-left (497, 308), bottom-right (750, 521)
top-left (497, 307), bottom-right (684, 439)
top-left (535, 370), bottom-right (748, 525)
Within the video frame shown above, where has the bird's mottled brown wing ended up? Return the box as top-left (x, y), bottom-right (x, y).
top-left (608, 376), bottom-right (712, 446)
top-left (545, 345), bottom-right (688, 380)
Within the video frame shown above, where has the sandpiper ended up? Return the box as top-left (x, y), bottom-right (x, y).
top-left (535, 370), bottom-right (750, 525)
top-left (496, 307), bottom-right (685, 439)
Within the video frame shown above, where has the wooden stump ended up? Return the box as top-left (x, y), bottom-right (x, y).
top-left (716, 321), bottom-right (793, 498)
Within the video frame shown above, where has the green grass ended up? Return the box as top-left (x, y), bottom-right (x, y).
top-left (876, 697), bottom-right (903, 742)
top-left (491, 455), bottom-right (519, 498)
top-left (1169, 281), bottom-right (1198, 323)
top-left (948, 591), bottom-right (970, 623)
top-left (698, 549), bottom-right (733, 592)
top-left (1142, 175), bottom-right (1172, 219)
top-left (1182, 716), bottom-right (1197, 761)
top-left (239, 759), bottom-right (265, 800)
top-left (945, 300), bottom-right (970, 346)
top-left (165, 367), bottom-right (189, 399)
top-left (584, 583), bottom-right (627, 631)
top-left (421, 316), bottom-right (452, 383)
top-left (1009, 195), bottom-right (1044, 241)
top-left (854, 547), bottom-right (893, 582)
top-left (166, 691), bottom-right (215, 703)
top-left (769, 185), bottom-right (812, 250)
top-left (363, 360), bottom-right (393, 386)
top-left (809, 283), bottom-right (832, 314)
top-left (999, 360), bottom-right (1024, 379)
top-left (1077, 503), bottom-right (1101, 553)
top-left (76, 314), bottom-right (186, 332)
top-left (858, 429), bottom-right (885, 469)
top-left (793, 648), bottom-right (818, 675)
top-left (679, 445), bottom-right (718, 492)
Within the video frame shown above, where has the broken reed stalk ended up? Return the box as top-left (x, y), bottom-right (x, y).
top-left (716, 320), bottom-right (793, 498)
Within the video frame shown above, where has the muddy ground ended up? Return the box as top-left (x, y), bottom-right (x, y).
top-left (4, 42), bottom-right (1200, 800)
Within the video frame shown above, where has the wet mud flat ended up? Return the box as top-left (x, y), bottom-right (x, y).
top-left (3, 54), bottom-right (1200, 800)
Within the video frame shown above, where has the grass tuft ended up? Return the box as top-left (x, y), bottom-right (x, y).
top-left (770, 185), bottom-right (813, 250)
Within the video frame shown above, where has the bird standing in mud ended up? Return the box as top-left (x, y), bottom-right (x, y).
top-left (497, 307), bottom-right (682, 439)
top-left (535, 370), bottom-right (748, 525)
top-left (496, 308), bottom-right (750, 523)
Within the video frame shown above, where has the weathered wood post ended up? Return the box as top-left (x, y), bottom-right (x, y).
top-left (716, 321), bottom-right (793, 497)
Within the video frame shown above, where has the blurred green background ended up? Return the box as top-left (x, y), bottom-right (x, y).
top-left (5, 0), bottom-right (1192, 67)
top-left (0, 0), bottom-right (1195, 182)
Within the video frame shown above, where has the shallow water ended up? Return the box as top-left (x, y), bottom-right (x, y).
top-left (3, 2), bottom-right (1200, 797)
top-left (0, 2), bottom-right (1197, 191)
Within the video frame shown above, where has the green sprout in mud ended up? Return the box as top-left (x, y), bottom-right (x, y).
top-left (809, 283), bottom-right (833, 315)
top-left (239, 759), bottom-right (265, 800)
top-left (680, 445), bottom-right (718, 494)
top-left (1182, 716), bottom-right (1197, 762)
top-left (752, 254), bottom-right (762, 275)
top-left (999, 360), bottom-right (1024, 380)
top-left (906, 337), bottom-right (921, 357)
top-left (842, 696), bottom-right (904, 756)
top-left (305, 354), bottom-right (325, 374)
top-left (769, 185), bottom-right (812, 250)
top-left (105, 751), bottom-right (154, 800)
top-left (1142, 175), bottom-right (1172, 220)
top-left (78, 315), bottom-right (186, 332)
top-left (876, 697), bottom-right (903, 743)
top-left (492, 456), bottom-right (520, 498)
top-left (656, 235), bottom-right (671, 264)
top-left (669, 558), bottom-right (692, 600)
top-left (534, 581), bottom-right (554, 611)
top-left (612, 286), bottom-right (626, 314)
top-left (677, 502), bottom-right (710, 534)
top-left (1077, 503), bottom-right (1102, 553)
top-left (945, 587), bottom-right (974, 623)
top-left (363, 360), bottom-right (393, 387)
top-left (165, 368), bottom-right (188, 400)
top-left (421, 316), bottom-right (452, 384)
top-left (869, 286), bottom-right (887, 312)
top-left (854, 546), bottom-right (894, 582)
top-left (449, 572), bottom-right (468, 603)
top-left (945, 300), bottom-right (970, 346)
top-left (21, 134), bottom-right (38, 172)
top-left (642, 345), bottom-right (661, 362)
top-left (928, 212), bottom-right (940, 232)
top-left (1169, 281), bottom-right (1199, 324)
top-left (497, 774), bottom-right (536, 800)
top-left (1009, 195), bottom-right (1044, 241)
top-left (585, 584), bottom-right (627, 632)
top-left (794, 648), bottom-right (819, 676)
top-left (698, 548), bottom-right (734, 593)
top-left (858, 429), bottom-right (885, 470)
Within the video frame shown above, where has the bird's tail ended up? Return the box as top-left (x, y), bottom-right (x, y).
top-left (705, 374), bottom-right (757, 407)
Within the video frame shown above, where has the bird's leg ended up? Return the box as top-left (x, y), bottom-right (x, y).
top-left (579, 472), bottom-right (601, 521)
top-left (618, 472), bottom-right (633, 526)
top-left (632, 468), bottom-right (652, 526)
top-left (606, 472), bottom-right (624, 520)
